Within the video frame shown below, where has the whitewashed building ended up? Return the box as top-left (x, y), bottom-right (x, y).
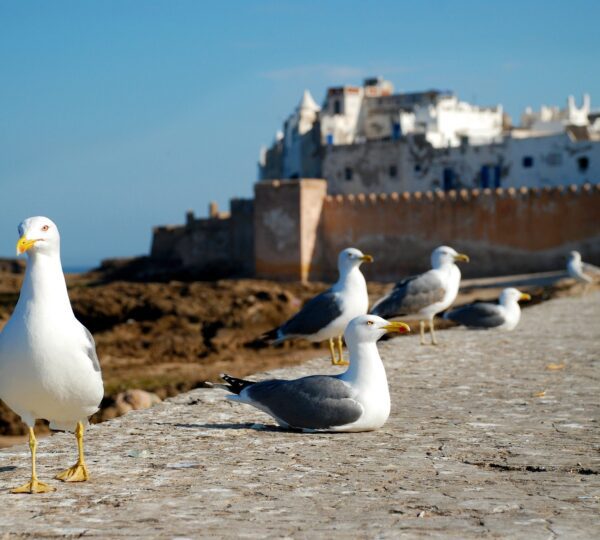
top-left (259, 78), bottom-right (600, 193)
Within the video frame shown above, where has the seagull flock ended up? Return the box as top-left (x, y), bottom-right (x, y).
top-left (0, 216), bottom-right (595, 493)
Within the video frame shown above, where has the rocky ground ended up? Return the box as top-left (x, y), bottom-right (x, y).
top-left (0, 291), bottom-right (598, 538)
top-left (0, 259), bottom-right (589, 440)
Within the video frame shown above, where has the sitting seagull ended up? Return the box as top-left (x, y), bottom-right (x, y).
top-left (0, 217), bottom-right (104, 494)
top-left (370, 246), bottom-right (469, 345)
top-left (567, 250), bottom-right (600, 284)
top-left (222, 315), bottom-right (409, 432)
top-left (261, 247), bottom-right (373, 365)
top-left (444, 288), bottom-right (531, 331)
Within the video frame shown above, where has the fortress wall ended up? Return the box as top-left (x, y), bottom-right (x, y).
top-left (254, 180), bottom-right (303, 280)
top-left (150, 198), bottom-right (255, 278)
top-left (316, 184), bottom-right (600, 281)
top-left (229, 198), bottom-right (255, 275)
top-left (254, 179), bottom-right (327, 281)
top-left (150, 226), bottom-right (188, 263)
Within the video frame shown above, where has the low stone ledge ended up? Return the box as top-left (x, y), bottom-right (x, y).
top-left (1, 293), bottom-right (599, 538)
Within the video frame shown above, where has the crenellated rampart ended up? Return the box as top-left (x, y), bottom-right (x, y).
top-left (312, 183), bottom-right (600, 280)
top-left (151, 179), bottom-right (600, 282)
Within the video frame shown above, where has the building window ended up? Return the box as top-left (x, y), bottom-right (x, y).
top-left (345, 167), bottom-right (353, 181)
top-left (578, 156), bottom-right (589, 172)
top-left (334, 100), bottom-right (341, 115)
top-left (443, 168), bottom-right (456, 191)
top-left (389, 165), bottom-right (397, 178)
top-left (522, 156), bottom-right (534, 168)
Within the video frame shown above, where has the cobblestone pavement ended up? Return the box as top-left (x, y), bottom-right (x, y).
top-left (1, 293), bottom-right (598, 539)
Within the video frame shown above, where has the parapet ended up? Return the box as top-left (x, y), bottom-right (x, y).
top-left (323, 183), bottom-right (600, 206)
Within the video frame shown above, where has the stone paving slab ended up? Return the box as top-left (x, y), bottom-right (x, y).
top-left (0, 293), bottom-right (599, 539)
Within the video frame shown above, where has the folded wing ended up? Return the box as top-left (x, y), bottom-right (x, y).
top-left (246, 375), bottom-right (363, 429)
top-left (445, 302), bottom-right (505, 328)
top-left (371, 271), bottom-right (445, 318)
top-left (277, 290), bottom-right (343, 339)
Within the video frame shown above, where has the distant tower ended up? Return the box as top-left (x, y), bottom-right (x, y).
top-left (281, 90), bottom-right (321, 179)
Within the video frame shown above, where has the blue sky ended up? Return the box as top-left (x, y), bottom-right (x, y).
top-left (1, 0), bottom-right (598, 267)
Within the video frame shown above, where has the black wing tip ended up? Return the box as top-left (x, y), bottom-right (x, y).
top-left (259, 327), bottom-right (280, 344)
top-left (220, 373), bottom-right (256, 395)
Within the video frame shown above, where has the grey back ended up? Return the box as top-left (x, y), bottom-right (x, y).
top-left (280, 290), bottom-right (342, 337)
top-left (247, 375), bottom-right (363, 430)
top-left (446, 302), bottom-right (505, 328)
top-left (371, 271), bottom-right (445, 318)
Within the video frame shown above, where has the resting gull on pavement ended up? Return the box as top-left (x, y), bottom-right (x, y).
top-left (567, 250), bottom-right (600, 284)
top-left (222, 315), bottom-right (410, 432)
top-left (444, 288), bottom-right (531, 331)
top-left (0, 217), bottom-right (104, 494)
top-left (261, 247), bottom-right (373, 365)
top-left (370, 246), bottom-right (469, 345)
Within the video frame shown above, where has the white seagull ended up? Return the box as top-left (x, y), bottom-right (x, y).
top-left (222, 315), bottom-right (410, 432)
top-left (444, 288), bottom-right (531, 331)
top-left (370, 246), bottom-right (469, 345)
top-left (0, 217), bottom-right (104, 494)
top-left (261, 247), bottom-right (373, 365)
top-left (567, 250), bottom-right (600, 284)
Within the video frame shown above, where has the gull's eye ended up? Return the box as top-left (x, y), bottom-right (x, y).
top-left (366, 320), bottom-right (374, 326)
top-left (348, 253), bottom-right (353, 258)
top-left (41, 225), bottom-right (49, 232)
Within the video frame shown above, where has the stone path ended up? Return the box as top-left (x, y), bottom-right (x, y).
top-left (1, 293), bottom-right (599, 539)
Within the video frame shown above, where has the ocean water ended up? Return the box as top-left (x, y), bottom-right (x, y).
top-left (63, 265), bottom-right (95, 274)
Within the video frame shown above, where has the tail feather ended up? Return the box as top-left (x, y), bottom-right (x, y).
top-left (259, 326), bottom-right (283, 344)
top-left (219, 373), bottom-right (256, 395)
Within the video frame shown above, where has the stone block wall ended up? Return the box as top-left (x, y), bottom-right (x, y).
top-left (151, 179), bottom-right (599, 283)
top-left (150, 198), bottom-right (254, 278)
top-left (316, 184), bottom-right (600, 281)
top-left (254, 179), bottom-right (327, 281)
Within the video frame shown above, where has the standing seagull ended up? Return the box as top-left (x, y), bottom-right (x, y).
top-left (370, 246), bottom-right (469, 345)
top-left (444, 288), bottom-right (531, 331)
top-left (222, 315), bottom-right (410, 432)
top-left (0, 217), bottom-right (104, 494)
top-left (261, 247), bottom-right (373, 365)
top-left (567, 250), bottom-right (600, 284)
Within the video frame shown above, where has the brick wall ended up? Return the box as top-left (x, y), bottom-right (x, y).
top-left (315, 184), bottom-right (600, 281)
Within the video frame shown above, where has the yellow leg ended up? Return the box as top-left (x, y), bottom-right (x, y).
top-left (430, 318), bottom-right (438, 345)
top-left (328, 338), bottom-right (337, 364)
top-left (419, 321), bottom-right (426, 345)
top-left (332, 336), bottom-right (349, 366)
top-left (55, 422), bottom-right (89, 482)
top-left (11, 427), bottom-right (55, 494)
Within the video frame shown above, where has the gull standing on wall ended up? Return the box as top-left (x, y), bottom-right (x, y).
top-left (370, 246), bottom-right (469, 345)
top-left (567, 250), bottom-right (600, 285)
top-left (0, 217), bottom-right (104, 494)
top-left (222, 315), bottom-right (410, 431)
top-left (261, 247), bottom-right (373, 365)
top-left (444, 288), bottom-right (531, 331)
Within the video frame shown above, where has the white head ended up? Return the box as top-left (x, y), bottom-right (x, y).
top-left (344, 314), bottom-right (410, 346)
top-left (16, 216), bottom-right (61, 258)
top-left (568, 250), bottom-right (581, 263)
top-left (337, 247), bottom-right (374, 275)
top-left (430, 245), bottom-right (470, 269)
top-left (499, 288), bottom-right (531, 305)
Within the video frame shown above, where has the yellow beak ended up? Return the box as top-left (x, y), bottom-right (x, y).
top-left (16, 235), bottom-right (37, 255)
top-left (454, 253), bottom-right (470, 263)
top-left (361, 254), bottom-right (374, 263)
top-left (520, 293), bottom-right (531, 301)
top-left (382, 321), bottom-right (411, 334)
